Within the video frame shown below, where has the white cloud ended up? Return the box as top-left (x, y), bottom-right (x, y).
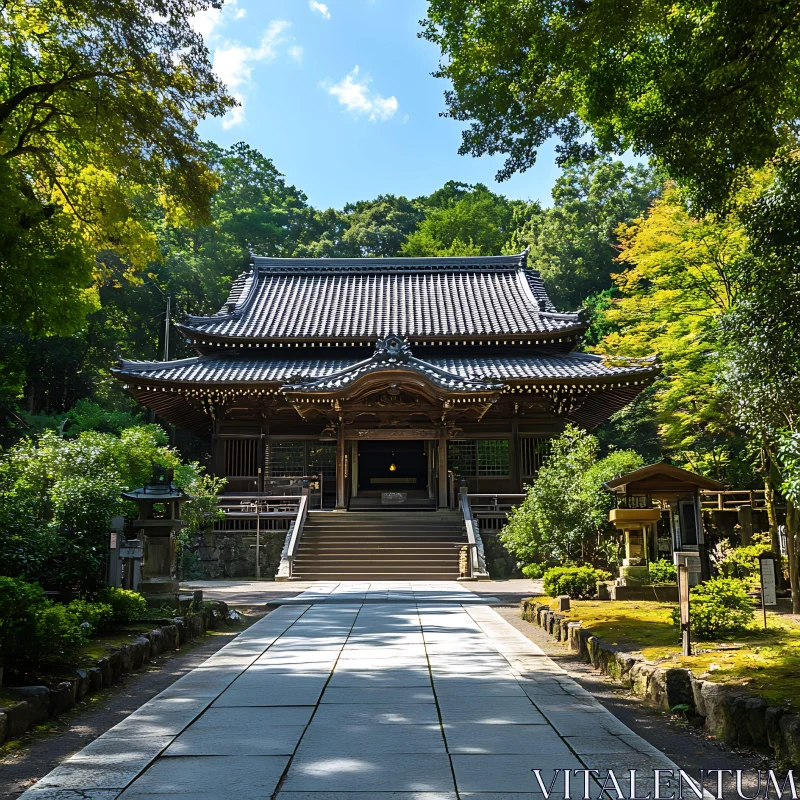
top-left (210, 20), bottom-right (297, 127)
top-left (191, 0), bottom-right (246, 41)
top-left (324, 65), bottom-right (398, 122)
top-left (309, 0), bottom-right (331, 18)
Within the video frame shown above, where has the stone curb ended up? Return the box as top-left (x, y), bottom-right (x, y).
top-left (520, 598), bottom-right (800, 768)
top-left (0, 601), bottom-right (228, 746)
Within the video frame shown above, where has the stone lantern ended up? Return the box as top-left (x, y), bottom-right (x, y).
top-left (121, 469), bottom-right (190, 607)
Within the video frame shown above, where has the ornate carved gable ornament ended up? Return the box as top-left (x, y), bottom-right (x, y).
top-left (280, 334), bottom-right (505, 405)
top-left (373, 334), bottom-right (412, 365)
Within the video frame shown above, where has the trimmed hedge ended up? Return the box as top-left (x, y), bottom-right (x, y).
top-left (543, 566), bottom-right (611, 598)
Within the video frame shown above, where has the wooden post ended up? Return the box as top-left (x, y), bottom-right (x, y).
top-left (437, 429), bottom-right (448, 509)
top-left (336, 421), bottom-right (346, 510)
top-left (509, 417), bottom-right (520, 492)
top-left (678, 563), bottom-right (691, 656)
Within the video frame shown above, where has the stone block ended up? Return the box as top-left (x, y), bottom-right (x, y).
top-left (731, 695), bottom-right (769, 750)
top-left (0, 710), bottom-right (7, 745)
top-left (777, 713), bottom-right (800, 768)
top-left (96, 656), bottom-right (113, 687)
top-left (4, 701), bottom-right (33, 738)
top-left (647, 668), bottom-right (668, 709)
top-left (49, 681), bottom-right (76, 715)
top-left (567, 622), bottom-right (583, 654)
top-left (174, 618), bottom-right (187, 645)
top-left (699, 681), bottom-right (737, 742)
top-left (630, 662), bottom-right (655, 698)
top-left (148, 628), bottom-right (165, 656)
top-left (613, 653), bottom-right (637, 688)
top-left (586, 635), bottom-right (601, 668)
top-left (6, 686), bottom-right (51, 723)
top-left (556, 595), bottom-right (571, 611)
top-left (69, 668), bottom-right (90, 700)
top-left (132, 636), bottom-right (151, 667)
top-left (88, 667), bottom-right (103, 693)
top-left (161, 624), bottom-right (179, 650)
top-left (766, 706), bottom-right (786, 755)
top-left (106, 649), bottom-right (123, 682)
top-left (664, 668), bottom-right (694, 711)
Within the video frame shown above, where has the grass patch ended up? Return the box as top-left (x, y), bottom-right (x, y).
top-left (528, 597), bottom-right (800, 709)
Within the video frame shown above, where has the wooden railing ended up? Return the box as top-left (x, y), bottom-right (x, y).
top-left (700, 489), bottom-right (772, 512)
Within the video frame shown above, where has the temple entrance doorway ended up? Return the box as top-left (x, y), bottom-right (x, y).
top-left (351, 439), bottom-right (434, 510)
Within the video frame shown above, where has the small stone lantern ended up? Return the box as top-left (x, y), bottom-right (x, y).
top-left (122, 469), bottom-right (190, 607)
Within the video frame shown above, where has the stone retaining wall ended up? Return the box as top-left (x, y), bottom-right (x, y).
top-left (0, 601), bottom-right (229, 746)
top-left (184, 531), bottom-right (287, 579)
top-left (520, 598), bottom-right (800, 768)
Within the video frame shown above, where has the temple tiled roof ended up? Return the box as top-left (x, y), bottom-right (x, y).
top-left (177, 252), bottom-right (585, 345)
top-left (115, 351), bottom-right (655, 387)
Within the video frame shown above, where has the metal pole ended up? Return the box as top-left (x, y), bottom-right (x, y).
top-left (163, 295), bottom-right (171, 361)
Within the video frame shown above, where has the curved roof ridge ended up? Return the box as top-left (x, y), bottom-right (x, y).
top-left (250, 251), bottom-right (528, 272)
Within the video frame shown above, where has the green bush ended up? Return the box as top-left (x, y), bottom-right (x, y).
top-left (98, 587), bottom-right (147, 624)
top-left (648, 559), bottom-right (677, 584)
top-left (672, 576), bottom-right (755, 638)
top-left (0, 576), bottom-right (44, 665)
top-left (65, 600), bottom-right (114, 636)
top-left (522, 563), bottom-right (545, 579)
top-left (26, 603), bottom-right (85, 663)
top-left (543, 565), bottom-right (612, 598)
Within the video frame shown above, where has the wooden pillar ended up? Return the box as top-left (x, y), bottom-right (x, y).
top-left (336, 421), bottom-right (347, 510)
top-left (437, 429), bottom-right (448, 508)
top-left (509, 417), bottom-right (520, 493)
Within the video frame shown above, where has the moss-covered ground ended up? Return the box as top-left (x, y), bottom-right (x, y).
top-left (529, 597), bottom-right (800, 709)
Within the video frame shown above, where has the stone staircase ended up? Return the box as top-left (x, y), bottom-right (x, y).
top-left (291, 511), bottom-right (467, 580)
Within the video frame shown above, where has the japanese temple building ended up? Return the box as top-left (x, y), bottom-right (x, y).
top-left (115, 252), bottom-right (658, 513)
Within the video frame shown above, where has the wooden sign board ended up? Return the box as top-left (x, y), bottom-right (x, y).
top-left (119, 546), bottom-right (144, 560)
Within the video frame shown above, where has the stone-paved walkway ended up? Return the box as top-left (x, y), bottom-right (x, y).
top-left (20, 582), bottom-right (686, 800)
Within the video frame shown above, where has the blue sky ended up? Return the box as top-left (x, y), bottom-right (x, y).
top-left (194, 0), bottom-right (564, 210)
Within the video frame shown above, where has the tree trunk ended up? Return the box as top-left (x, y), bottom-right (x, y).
top-left (764, 480), bottom-right (786, 589)
top-left (786, 499), bottom-right (800, 615)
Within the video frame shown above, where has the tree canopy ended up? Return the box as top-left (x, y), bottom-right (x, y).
top-left (0, 0), bottom-right (235, 334)
top-left (422, 0), bottom-right (800, 209)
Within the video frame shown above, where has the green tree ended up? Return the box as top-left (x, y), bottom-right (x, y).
top-left (500, 426), bottom-right (642, 566)
top-left (0, 0), bottom-right (234, 335)
top-left (402, 182), bottom-right (520, 256)
top-left (509, 158), bottom-right (660, 310)
top-left (422, 0), bottom-right (800, 209)
top-left (720, 156), bottom-right (800, 611)
top-left (340, 195), bottom-right (424, 257)
top-left (593, 185), bottom-right (754, 483)
top-left (0, 426), bottom-right (181, 593)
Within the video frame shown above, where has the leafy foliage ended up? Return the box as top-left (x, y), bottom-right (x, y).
top-left (647, 559), bottom-right (677, 585)
top-left (422, 0), bottom-right (800, 209)
top-left (510, 158), bottom-right (660, 310)
top-left (0, 426), bottom-right (180, 593)
top-left (0, 0), bottom-right (234, 335)
top-left (543, 566), bottom-right (611, 599)
top-left (402, 182), bottom-right (521, 256)
top-left (500, 426), bottom-right (642, 566)
top-left (593, 184), bottom-right (755, 483)
top-left (97, 587), bottom-right (147, 625)
top-left (672, 577), bottom-right (755, 639)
